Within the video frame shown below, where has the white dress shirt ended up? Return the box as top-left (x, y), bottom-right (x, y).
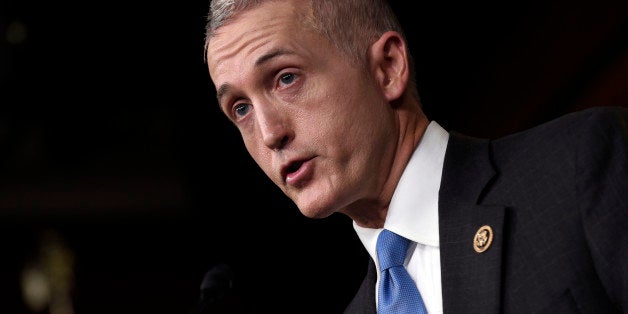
top-left (353, 121), bottom-right (449, 314)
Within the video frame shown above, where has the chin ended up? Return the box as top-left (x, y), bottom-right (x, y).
top-left (297, 204), bottom-right (335, 219)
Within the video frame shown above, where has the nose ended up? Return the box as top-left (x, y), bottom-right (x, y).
top-left (257, 104), bottom-right (293, 151)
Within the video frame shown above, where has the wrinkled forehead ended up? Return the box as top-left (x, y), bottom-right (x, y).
top-left (206, 0), bottom-right (315, 76)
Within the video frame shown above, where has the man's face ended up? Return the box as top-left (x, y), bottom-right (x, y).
top-left (206, 0), bottom-right (397, 218)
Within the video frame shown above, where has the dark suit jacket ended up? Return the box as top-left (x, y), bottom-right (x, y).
top-left (345, 106), bottom-right (628, 313)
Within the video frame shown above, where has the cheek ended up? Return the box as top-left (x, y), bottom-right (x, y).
top-left (242, 135), bottom-right (263, 163)
top-left (296, 87), bottom-right (373, 152)
top-left (243, 136), bottom-right (277, 178)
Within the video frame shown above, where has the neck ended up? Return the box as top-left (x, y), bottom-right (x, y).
top-left (346, 105), bottom-right (429, 229)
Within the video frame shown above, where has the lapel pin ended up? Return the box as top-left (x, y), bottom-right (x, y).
top-left (473, 225), bottom-right (493, 253)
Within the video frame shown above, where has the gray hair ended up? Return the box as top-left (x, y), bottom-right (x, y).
top-left (203, 0), bottom-right (418, 100)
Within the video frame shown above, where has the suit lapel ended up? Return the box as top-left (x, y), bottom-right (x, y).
top-left (439, 132), bottom-right (505, 313)
top-left (343, 259), bottom-right (377, 314)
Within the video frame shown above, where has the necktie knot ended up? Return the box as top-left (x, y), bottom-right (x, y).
top-left (376, 229), bottom-right (411, 270)
top-left (376, 229), bottom-right (427, 314)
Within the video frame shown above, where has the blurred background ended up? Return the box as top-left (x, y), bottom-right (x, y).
top-left (1, 0), bottom-right (626, 313)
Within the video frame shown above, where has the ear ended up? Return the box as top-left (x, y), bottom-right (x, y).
top-left (369, 31), bottom-right (409, 102)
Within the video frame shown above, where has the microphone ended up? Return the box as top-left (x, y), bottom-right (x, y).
top-left (194, 263), bottom-right (235, 314)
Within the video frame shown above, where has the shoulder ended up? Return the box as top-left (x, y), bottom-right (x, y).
top-left (523, 106), bottom-right (626, 137)
top-left (550, 106), bottom-right (628, 155)
top-left (555, 106), bottom-right (627, 133)
top-left (493, 106), bottom-right (627, 150)
top-left (481, 106), bottom-right (627, 187)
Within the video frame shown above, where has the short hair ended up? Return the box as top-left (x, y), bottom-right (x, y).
top-left (204, 0), bottom-right (418, 101)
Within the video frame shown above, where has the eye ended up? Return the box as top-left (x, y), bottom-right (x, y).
top-left (234, 102), bottom-right (251, 118)
top-left (279, 72), bottom-right (296, 86)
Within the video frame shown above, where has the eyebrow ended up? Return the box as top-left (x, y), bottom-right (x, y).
top-left (255, 48), bottom-right (291, 66)
top-left (215, 48), bottom-right (294, 104)
top-left (216, 83), bottom-right (232, 105)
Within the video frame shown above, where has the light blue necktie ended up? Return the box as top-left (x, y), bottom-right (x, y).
top-left (377, 229), bottom-right (428, 314)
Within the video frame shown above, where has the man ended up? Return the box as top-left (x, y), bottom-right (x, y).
top-left (203, 0), bottom-right (627, 312)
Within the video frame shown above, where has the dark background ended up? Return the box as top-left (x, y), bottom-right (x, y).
top-left (1, 0), bottom-right (626, 313)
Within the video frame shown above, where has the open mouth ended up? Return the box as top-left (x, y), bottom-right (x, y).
top-left (281, 157), bottom-right (314, 186)
top-left (283, 160), bottom-right (304, 180)
top-left (286, 160), bottom-right (303, 175)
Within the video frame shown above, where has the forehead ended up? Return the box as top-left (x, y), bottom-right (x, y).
top-left (206, 1), bottom-right (314, 76)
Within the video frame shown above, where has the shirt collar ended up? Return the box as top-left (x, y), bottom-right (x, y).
top-left (354, 121), bottom-right (449, 256)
